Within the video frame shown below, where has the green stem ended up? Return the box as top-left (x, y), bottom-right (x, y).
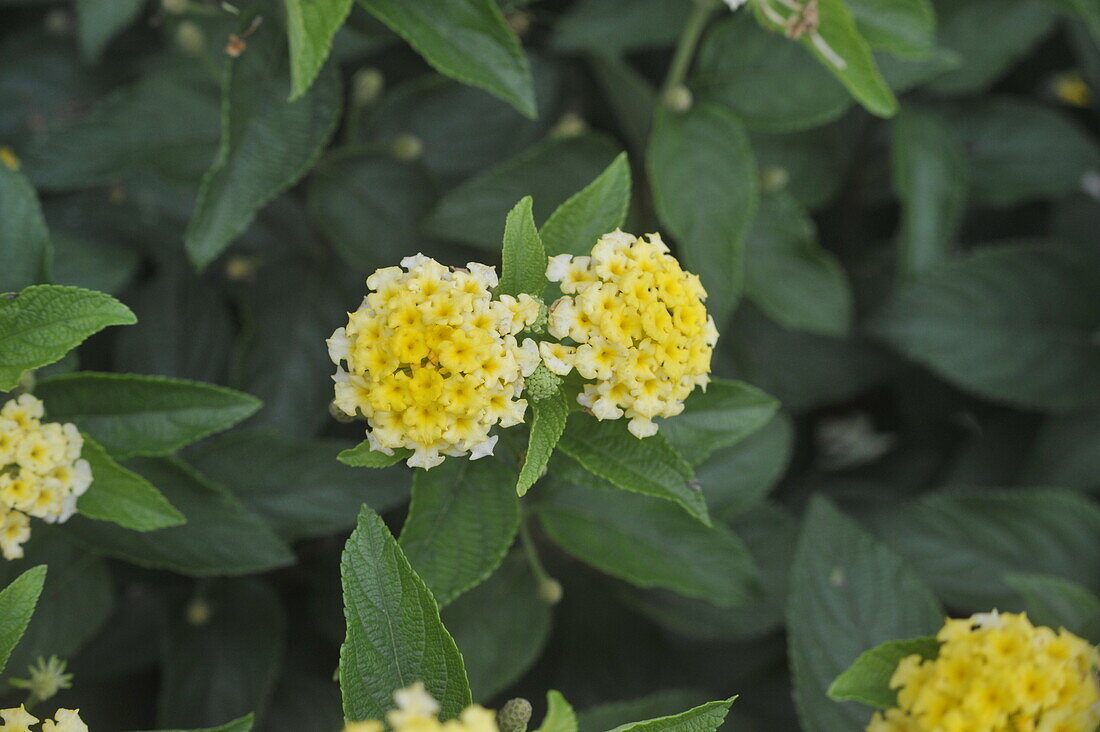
top-left (660, 0), bottom-right (721, 105)
top-left (517, 514), bottom-right (553, 586)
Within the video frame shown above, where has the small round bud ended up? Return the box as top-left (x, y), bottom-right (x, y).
top-left (162, 0), bottom-right (189, 13)
top-left (353, 68), bottom-right (385, 107)
top-left (505, 10), bottom-right (533, 37)
top-left (759, 165), bottom-right (789, 194)
top-left (225, 255), bottom-right (258, 282)
top-left (0, 147), bottom-right (21, 171)
top-left (538, 578), bottom-right (563, 605)
top-left (551, 112), bottom-right (587, 138)
top-left (525, 364), bottom-right (562, 401)
top-left (186, 598), bottom-right (212, 626)
top-left (176, 20), bottom-right (206, 56)
top-left (391, 133), bottom-right (423, 161)
top-left (44, 9), bottom-right (72, 35)
top-left (663, 84), bottom-right (693, 113)
top-left (498, 698), bottom-right (533, 732)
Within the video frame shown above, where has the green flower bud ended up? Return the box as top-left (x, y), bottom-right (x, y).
top-left (498, 698), bottom-right (533, 732)
top-left (525, 363), bottom-right (561, 401)
top-left (391, 134), bottom-right (423, 161)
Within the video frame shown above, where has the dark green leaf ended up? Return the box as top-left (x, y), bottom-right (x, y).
top-left (286, 0), bottom-right (354, 100)
top-left (74, 0), bottom-right (144, 60)
top-left (1004, 572), bottom-right (1100, 639)
top-left (499, 196), bottom-right (548, 299)
top-left (845, 0), bottom-right (935, 57)
top-left (607, 697), bottom-right (736, 732)
top-left (0, 565), bottom-right (46, 676)
top-left (139, 716), bottom-right (255, 732)
top-left (540, 152), bottom-right (631, 257)
top-left (1021, 411), bottom-right (1100, 492)
top-left (517, 386), bottom-right (569, 497)
top-left (698, 413), bottom-right (793, 519)
top-left (339, 506), bottom-right (472, 721)
top-left (78, 434), bottom-right (185, 531)
top-left (660, 379), bottom-right (778, 467)
top-left (338, 441), bottom-right (412, 468)
top-left (577, 691), bottom-right (710, 732)
top-left (551, 0), bottom-right (690, 54)
top-left (0, 160), bottom-right (50, 291)
top-left (827, 637), bottom-right (939, 709)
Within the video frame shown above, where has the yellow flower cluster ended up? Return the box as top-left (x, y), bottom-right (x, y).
top-left (0, 395), bottom-right (92, 560)
top-left (327, 255), bottom-right (540, 470)
top-left (0, 707), bottom-right (86, 732)
top-left (542, 230), bottom-right (717, 438)
top-left (342, 682), bottom-right (497, 732)
top-left (869, 611), bottom-right (1100, 732)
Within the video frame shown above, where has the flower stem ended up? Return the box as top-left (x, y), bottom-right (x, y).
top-left (518, 515), bottom-right (552, 586)
top-left (660, 0), bottom-right (721, 109)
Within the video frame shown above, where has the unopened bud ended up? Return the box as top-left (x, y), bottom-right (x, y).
top-left (162, 0), bottom-right (189, 14)
top-left (538, 578), bottom-right (563, 605)
top-left (525, 364), bottom-right (561, 401)
top-left (391, 133), bottom-right (423, 161)
top-left (0, 146), bottom-right (20, 171)
top-left (663, 84), bottom-right (693, 113)
top-left (551, 112), bottom-right (587, 138)
top-left (224, 255), bottom-right (258, 282)
top-left (353, 68), bottom-right (385, 107)
top-left (15, 370), bottom-right (35, 396)
top-left (760, 165), bottom-right (789, 194)
top-left (186, 597), bottom-right (212, 626)
top-left (498, 698), bottom-right (533, 732)
top-left (176, 20), bottom-right (206, 56)
top-left (505, 11), bottom-right (533, 37)
top-left (44, 9), bottom-right (72, 35)
top-left (329, 401), bottom-right (356, 423)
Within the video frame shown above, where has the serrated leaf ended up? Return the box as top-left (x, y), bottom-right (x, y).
top-left (743, 192), bottom-right (853, 336)
top-left (36, 373), bottom-right (260, 459)
top-left (74, 0), bottom-right (144, 60)
top-left (608, 697), bottom-right (736, 732)
top-left (871, 244), bottom-right (1100, 412)
top-left (358, 0), bottom-right (536, 117)
top-left (67, 457), bottom-right (294, 576)
top-left (499, 196), bottom-right (548, 299)
top-left (0, 565), bottom-right (46, 676)
top-left (827, 637), bottom-right (939, 709)
top-left (185, 18), bottom-right (342, 269)
top-left (157, 580), bottom-right (285, 729)
top-left (78, 434), bottom-right (185, 531)
top-left (0, 285), bottom-right (136, 390)
top-left (186, 430), bottom-right (411, 541)
top-left (577, 692), bottom-right (711, 732)
top-left (660, 379), bottom-right (779, 467)
top-left (400, 458), bottom-right (520, 606)
top-left (538, 479), bottom-right (756, 605)
top-left (338, 442), bottom-right (411, 468)
top-left (339, 505), bottom-right (472, 721)
top-left (540, 152), bottom-right (631, 257)
top-left (0, 159), bottom-right (50, 291)
top-left (866, 490), bottom-right (1100, 609)
top-left (286, 0), bottom-right (354, 100)
top-left (517, 388), bottom-right (569, 497)
top-left (649, 103), bottom-right (757, 325)
top-left (138, 716), bottom-right (255, 732)
top-left (535, 691), bottom-right (577, 732)
top-left (1004, 572), bottom-right (1100, 639)
top-left (788, 497), bottom-right (942, 732)
top-left (557, 414), bottom-right (708, 525)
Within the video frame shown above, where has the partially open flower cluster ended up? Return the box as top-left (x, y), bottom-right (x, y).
top-left (0, 395), bottom-right (92, 560)
top-left (0, 707), bottom-right (86, 732)
top-left (869, 611), bottom-right (1100, 732)
top-left (541, 230), bottom-right (717, 438)
top-left (343, 682), bottom-right (497, 732)
top-left (328, 255), bottom-right (540, 469)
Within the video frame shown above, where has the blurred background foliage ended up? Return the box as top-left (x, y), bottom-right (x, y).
top-left (1, 0), bottom-right (1099, 729)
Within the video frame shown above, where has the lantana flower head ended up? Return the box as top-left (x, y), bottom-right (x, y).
top-left (327, 255), bottom-right (541, 469)
top-left (541, 230), bottom-right (717, 439)
top-left (0, 707), bottom-right (87, 732)
top-left (342, 682), bottom-right (498, 732)
top-left (868, 611), bottom-right (1100, 731)
top-left (0, 395), bottom-right (92, 560)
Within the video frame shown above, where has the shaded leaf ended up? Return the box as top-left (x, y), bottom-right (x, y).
top-left (540, 152), bottom-right (631, 257)
top-left (0, 565), bottom-right (46, 676)
top-left (0, 160), bottom-right (50, 291)
top-left (661, 379), bottom-right (779, 467)
top-left (78, 434), bottom-right (185, 531)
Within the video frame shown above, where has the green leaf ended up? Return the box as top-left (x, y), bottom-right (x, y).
top-left (285, 0), bottom-right (354, 100)
top-left (871, 244), bottom-right (1100, 412)
top-left (36, 373), bottom-right (260, 459)
top-left (743, 192), bottom-right (853, 337)
top-left (538, 478), bottom-right (756, 605)
top-left (557, 414), bottom-right (708, 525)
top-left (607, 697), bottom-right (736, 732)
top-left (588, 55), bottom-right (656, 155)
top-left (67, 457), bottom-right (294, 576)
top-left (425, 134), bottom-right (621, 250)
top-left (77, 434), bottom-right (185, 531)
top-left (185, 18), bottom-right (343, 269)
top-left (0, 565), bottom-right (46, 676)
top-left (551, 0), bottom-right (691, 54)
top-left (1021, 411), bottom-right (1100, 491)
top-left (540, 152), bottom-right (631, 257)
top-left (0, 160), bottom-right (50, 291)
top-left (788, 497), bottom-right (942, 732)
top-left (660, 379), bottom-right (779, 467)
top-left (891, 106), bottom-right (968, 277)
top-left (358, 0), bottom-right (536, 117)
top-left (1062, 0), bottom-right (1100, 43)
top-left (577, 692), bottom-right (711, 732)
top-left (649, 103), bottom-right (758, 324)
top-left (754, 0), bottom-right (898, 117)
top-left (499, 196), bottom-right (548, 299)
top-left (338, 442), bottom-right (411, 468)
top-left (0, 285), bottom-right (136, 390)
top-left (186, 430), bottom-right (411, 542)
top-left (749, 126), bottom-right (852, 210)
top-left (698, 414), bottom-right (793, 520)
top-left (1004, 572), bottom-right (1100, 639)
top-left (50, 230), bottom-right (140, 296)
top-left (400, 458), bottom-right (520, 606)
top-left (74, 0), bottom-right (144, 60)
top-left (827, 637), bottom-right (939, 709)
top-left (139, 716), bottom-right (255, 732)
top-left (845, 0), bottom-right (935, 57)
top-left (442, 553), bottom-right (552, 700)
top-left (535, 691), bottom-right (577, 732)
top-left (866, 490), bottom-right (1100, 609)
top-left (339, 505), bottom-right (472, 721)
top-left (158, 579), bottom-right (285, 729)
top-left (517, 387), bottom-right (569, 497)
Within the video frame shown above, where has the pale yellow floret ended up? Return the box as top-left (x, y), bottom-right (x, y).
top-left (343, 683), bottom-right (499, 732)
top-left (0, 707), bottom-right (86, 732)
top-left (327, 255), bottom-right (540, 469)
top-left (0, 395), bottom-right (91, 560)
top-left (544, 230), bottom-right (716, 438)
top-left (867, 611), bottom-right (1100, 732)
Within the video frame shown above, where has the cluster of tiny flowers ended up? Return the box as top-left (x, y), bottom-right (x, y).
top-left (0, 395), bottom-right (91, 560)
top-left (0, 707), bottom-right (87, 732)
top-left (342, 682), bottom-right (497, 732)
top-left (869, 611), bottom-right (1100, 732)
top-left (541, 230), bottom-right (717, 438)
top-left (328, 255), bottom-right (540, 469)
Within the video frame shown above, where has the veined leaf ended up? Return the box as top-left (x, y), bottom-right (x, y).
top-left (0, 285), bottom-right (136, 390)
top-left (499, 196), bottom-right (548, 299)
top-left (138, 716), bottom-right (255, 732)
top-left (78, 434), bottom-right (185, 531)
top-left (338, 442), bottom-right (411, 468)
top-left (540, 152), bottom-right (631, 257)
top-left (607, 697), bottom-right (736, 732)
top-left (0, 159), bottom-right (50, 291)
top-left (517, 386), bottom-right (569, 497)
top-left (535, 691), bottom-right (577, 732)
top-left (340, 506), bottom-right (472, 721)
top-left (37, 372), bottom-right (261, 459)
top-left (285, 0), bottom-right (354, 100)
top-left (74, 0), bottom-right (143, 60)
top-left (660, 379), bottom-right (778, 467)
top-left (0, 565), bottom-right (46, 676)
top-left (1004, 572), bottom-right (1100, 640)
top-left (827, 637), bottom-right (939, 709)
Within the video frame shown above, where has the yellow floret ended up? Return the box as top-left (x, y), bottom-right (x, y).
top-left (343, 683), bottom-right (499, 732)
top-left (544, 230), bottom-right (717, 438)
top-left (327, 255), bottom-right (540, 469)
top-left (0, 396), bottom-right (92, 560)
top-left (867, 611), bottom-right (1100, 732)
